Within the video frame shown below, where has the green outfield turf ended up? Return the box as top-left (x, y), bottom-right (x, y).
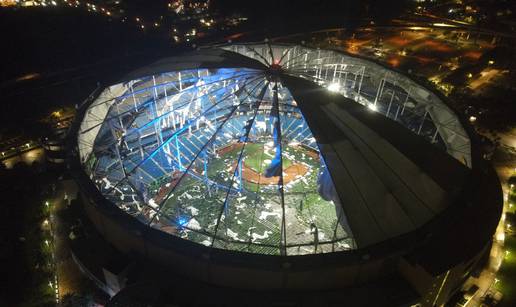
top-left (152, 141), bottom-right (353, 255)
top-left (242, 143), bottom-right (292, 172)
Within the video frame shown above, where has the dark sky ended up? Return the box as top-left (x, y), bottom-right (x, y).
top-left (211, 0), bottom-right (411, 25)
top-left (0, 8), bottom-right (167, 136)
top-left (0, 0), bottom-right (412, 136)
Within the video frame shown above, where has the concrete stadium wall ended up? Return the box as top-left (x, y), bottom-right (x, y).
top-left (80, 191), bottom-right (401, 290)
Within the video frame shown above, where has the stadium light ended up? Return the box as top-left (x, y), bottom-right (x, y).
top-left (368, 104), bottom-right (378, 111)
top-left (178, 217), bottom-right (188, 227)
top-left (327, 83), bottom-right (340, 92)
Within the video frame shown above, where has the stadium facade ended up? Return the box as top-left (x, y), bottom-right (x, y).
top-left (69, 43), bottom-right (502, 306)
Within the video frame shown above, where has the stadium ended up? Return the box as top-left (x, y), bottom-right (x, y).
top-left (70, 43), bottom-right (502, 306)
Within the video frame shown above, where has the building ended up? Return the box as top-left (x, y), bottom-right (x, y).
top-left (0, 0), bottom-right (17, 7)
top-left (42, 108), bottom-right (76, 166)
top-left (68, 43), bottom-right (502, 306)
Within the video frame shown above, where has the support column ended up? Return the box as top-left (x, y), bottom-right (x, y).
top-left (417, 111), bottom-right (428, 135)
top-left (374, 75), bottom-right (386, 106)
top-left (130, 82), bottom-right (138, 112)
top-left (357, 66), bottom-right (365, 100)
top-left (152, 76), bottom-right (163, 146)
top-left (386, 81), bottom-right (396, 117)
top-left (401, 86), bottom-right (412, 116)
top-left (175, 135), bottom-right (183, 171)
top-left (394, 104), bottom-right (401, 121)
top-left (432, 127), bottom-right (439, 143)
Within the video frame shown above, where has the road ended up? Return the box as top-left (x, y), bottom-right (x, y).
top-left (1, 146), bottom-right (45, 169)
top-left (469, 69), bottom-right (503, 91)
top-left (462, 131), bottom-right (516, 306)
top-left (48, 179), bottom-right (94, 300)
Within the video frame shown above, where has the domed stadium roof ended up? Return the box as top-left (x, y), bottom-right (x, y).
top-left (77, 43), bottom-right (472, 256)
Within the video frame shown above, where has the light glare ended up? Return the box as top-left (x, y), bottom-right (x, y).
top-left (368, 104), bottom-right (378, 111)
top-left (327, 83), bottom-right (340, 92)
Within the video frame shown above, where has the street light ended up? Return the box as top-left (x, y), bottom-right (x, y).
top-left (496, 232), bottom-right (505, 242)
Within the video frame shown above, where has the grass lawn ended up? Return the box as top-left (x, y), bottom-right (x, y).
top-left (508, 178), bottom-right (516, 214)
top-left (495, 176), bottom-right (516, 306)
top-left (495, 235), bottom-right (516, 306)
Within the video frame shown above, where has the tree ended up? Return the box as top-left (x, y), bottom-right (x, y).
top-left (59, 293), bottom-right (95, 307)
